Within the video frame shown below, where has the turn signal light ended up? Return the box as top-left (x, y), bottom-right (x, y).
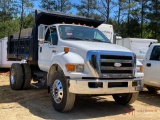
top-left (64, 47), bottom-right (69, 53)
top-left (140, 66), bottom-right (144, 72)
top-left (29, 57), bottom-right (32, 61)
top-left (66, 64), bottom-right (75, 72)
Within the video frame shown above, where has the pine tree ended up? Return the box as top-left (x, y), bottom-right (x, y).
top-left (96, 0), bottom-right (112, 22)
top-left (0, 0), bottom-right (18, 37)
top-left (40, 0), bottom-right (71, 13)
top-left (15, 0), bottom-right (33, 38)
top-left (73, 0), bottom-right (97, 18)
top-left (146, 0), bottom-right (160, 39)
top-left (0, 0), bottom-right (33, 38)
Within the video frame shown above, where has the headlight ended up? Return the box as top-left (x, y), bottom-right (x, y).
top-left (136, 66), bottom-right (144, 72)
top-left (66, 64), bottom-right (84, 72)
top-left (76, 64), bottom-right (84, 72)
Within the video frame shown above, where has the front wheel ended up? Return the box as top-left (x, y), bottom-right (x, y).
top-left (112, 92), bottom-right (139, 105)
top-left (50, 70), bottom-right (75, 112)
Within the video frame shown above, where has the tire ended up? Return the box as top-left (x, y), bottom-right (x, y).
top-left (10, 63), bottom-right (23, 90)
top-left (146, 86), bottom-right (157, 93)
top-left (50, 70), bottom-right (75, 112)
top-left (112, 92), bottom-right (139, 105)
top-left (21, 63), bottom-right (32, 89)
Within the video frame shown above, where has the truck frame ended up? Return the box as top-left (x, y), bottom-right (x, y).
top-left (8, 10), bottom-right (143, 112)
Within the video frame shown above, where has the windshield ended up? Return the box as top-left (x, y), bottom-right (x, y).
top-left (58, 25), bottom-right (110, 43)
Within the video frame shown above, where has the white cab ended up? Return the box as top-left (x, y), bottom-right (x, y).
top-left (143, 43), bottom-right (160, 89)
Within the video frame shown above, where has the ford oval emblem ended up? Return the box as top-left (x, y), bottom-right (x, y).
top-left (114, 63), bottom-right (122, 67)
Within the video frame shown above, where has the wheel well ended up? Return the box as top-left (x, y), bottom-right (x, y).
top-left (47, 64), bottom-right (62, 87)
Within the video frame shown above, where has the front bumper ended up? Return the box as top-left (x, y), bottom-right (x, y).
top-left (68, 78), bottom-right (142, 94)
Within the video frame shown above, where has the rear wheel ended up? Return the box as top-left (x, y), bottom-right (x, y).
top-left (146, 86), bottom-right (157, 93)
top-left (50, 70), bottom-right (75, 112)
top-left (112, 92), bottom-right (139, 105)
top-left (10, 63), bottom-right (23, 90)
top-left (21, 63), bottom-right (32, 89)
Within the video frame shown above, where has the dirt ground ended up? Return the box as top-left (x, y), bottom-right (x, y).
top-left (0, 69), bottom-right (160, 120)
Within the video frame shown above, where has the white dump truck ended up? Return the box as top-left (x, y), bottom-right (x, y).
top-left (8, 11), bottom-right (143, 112)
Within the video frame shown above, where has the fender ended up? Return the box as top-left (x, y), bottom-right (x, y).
top-left (47, 52), bottom-right (84, 86)
top-left (50, 52), bottom-right (85, 72)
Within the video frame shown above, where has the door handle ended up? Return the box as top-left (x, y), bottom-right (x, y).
top-left (40, 47), bottom-right (42, 53)
top-left (146, 63), bottom-right (151, 67)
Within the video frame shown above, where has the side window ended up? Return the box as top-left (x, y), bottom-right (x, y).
top-left (50, 27), bottom-right (58, 45)
top-left (150, 46), bottom-right (160, 61)
top-left (45, 28), bottom-right (51, 42)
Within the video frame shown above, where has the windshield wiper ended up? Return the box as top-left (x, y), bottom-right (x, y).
top-left (84, 38), bottom-right (108, 43)
top-left (63, 37), bottom-right (110, 43)
top-left (63, 37), bottom-right (83, 40)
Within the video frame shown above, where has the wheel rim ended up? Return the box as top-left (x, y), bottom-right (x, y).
top-left (10, 69), bottom-right (15, 85)
top-left (52, 79), bottom-right (63, 104)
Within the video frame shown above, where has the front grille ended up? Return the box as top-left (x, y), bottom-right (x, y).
top-left (100, 55), bottom-right (134, 78)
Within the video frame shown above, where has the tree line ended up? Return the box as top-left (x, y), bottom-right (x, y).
top-left (0, 0), bottom-right (160, 41)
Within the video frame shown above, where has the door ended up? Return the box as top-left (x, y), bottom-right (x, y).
top-left (144, 46), bottom-right (160, 87)
top-left (38, 26), bottom-right (58, 72)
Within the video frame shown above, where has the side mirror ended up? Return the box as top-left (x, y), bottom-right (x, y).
top-left (38, 24), bottom-right (45, 44)
top-left (113, 34), bottom-right (116, 44)
top-left (113, 34), bottom-right (122, 44)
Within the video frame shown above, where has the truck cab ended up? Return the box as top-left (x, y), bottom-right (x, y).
top-left (143, 43), bottom-right (160, 92)
top-left (8, 11), bottom-right (143, 112)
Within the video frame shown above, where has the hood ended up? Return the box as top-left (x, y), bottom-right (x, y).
top-left (60, 40), bottom-right (132, 53)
